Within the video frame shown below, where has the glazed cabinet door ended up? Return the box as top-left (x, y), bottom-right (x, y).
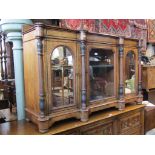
top-left (45, 38), bottom-right (80, 113)
top-left (124, 47), bottom-right (138, 102)
top-left (86, 43), bottom-right (118, 108)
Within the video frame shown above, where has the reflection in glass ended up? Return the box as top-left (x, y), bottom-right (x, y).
top-left (89, 48), bottom-right (114, 101)
top-left (51, 46), bottom-right (74, 107)
top-left (125, 51), bottom-right (135, 94)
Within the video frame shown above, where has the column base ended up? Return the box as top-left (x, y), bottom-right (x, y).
top-left (118, 99), bottom-right (125, 110)
top-left (38, 116), bottom-right (50, 133)
top-left (80, 109), bottom-right (89, 122)
top-left (137, 94), bottom-right (143, 104)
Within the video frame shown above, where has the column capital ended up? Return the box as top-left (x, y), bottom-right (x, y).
top-left (7, 32), bottom-right (22, 40)
top-left (0, 19), bottom-right (33, 45)
top-left (0, 19), bottom-right (33, 34)
top-left (6, 32), bottom-right (23, 50)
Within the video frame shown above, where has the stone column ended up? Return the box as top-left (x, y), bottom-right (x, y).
top-left (0, 19), bottom-right (33, 120)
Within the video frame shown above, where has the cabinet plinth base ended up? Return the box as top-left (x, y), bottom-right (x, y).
top-left (25, 109), bottom-right (81, 133)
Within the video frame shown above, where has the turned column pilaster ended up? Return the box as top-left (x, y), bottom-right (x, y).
top-left (79, 30), bottom-right (88, 121)
top-left (80, 31), bottom-right (86, 110)
top-left (2, 33), bottom-right (8, 80)
top-left (137, 39), bottom-right (143, 104)
top-left (118, 37), bottom-right (125, 110)
top-left (0, 34), bottom-right (4, 80)
top-left (35, 24), bottom-right (46, 118)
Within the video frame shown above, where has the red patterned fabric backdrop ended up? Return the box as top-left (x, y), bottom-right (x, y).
top-left (99, 19), bottom-right (131, 37)
top-left (147, 19), bottom-right (155, 43)
top-left (60, 19), bottom-right (97, 32)
top-left (60, 19), bottom-right (147, 50)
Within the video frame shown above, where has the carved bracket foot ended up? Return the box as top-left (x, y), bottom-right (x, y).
top-left (38, 116), bottom-right (50, 133)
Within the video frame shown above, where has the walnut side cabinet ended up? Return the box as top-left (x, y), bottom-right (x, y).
top-left (142, 65), bottom-right (155, 91)
top-left (22, 23), bottom-right (143, 132)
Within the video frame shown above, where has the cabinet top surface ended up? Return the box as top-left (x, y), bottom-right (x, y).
top-left (142, 65), bottom-right (155, 68)
top-left (22, 23), bottom-right (139, 42)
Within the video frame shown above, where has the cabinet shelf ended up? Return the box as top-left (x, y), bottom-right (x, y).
top-left (52, 65), bottom-right (73, 68)
top-left (91, 64), bottom-right (114, 68)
